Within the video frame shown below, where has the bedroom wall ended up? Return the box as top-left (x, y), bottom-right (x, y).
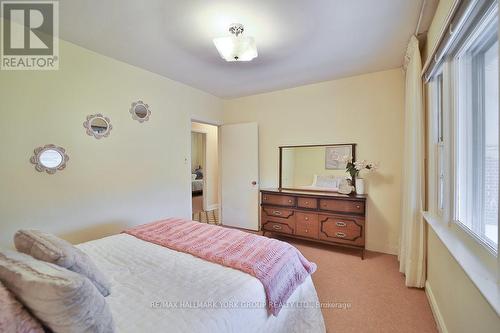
top-left (223, 68), bottom-right (404, 254)
top-left (191, 122), bottom-right (219, 210)
top-left (0, 30), bottom-right (223, 247)
top-left (423, 1), bottom-right (500, 331)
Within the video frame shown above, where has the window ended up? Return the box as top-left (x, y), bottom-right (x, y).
top-left (425, 0), bottom-right (499, 311)
top-left (453, 5), bottom-right (498, 250)
top-left (436, 74), bottom-right (445, 214)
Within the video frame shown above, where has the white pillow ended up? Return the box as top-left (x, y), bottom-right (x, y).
top-left (14, 230), bottom-right (111, 297)
top-left (0, 249), bottom-right (115, 333)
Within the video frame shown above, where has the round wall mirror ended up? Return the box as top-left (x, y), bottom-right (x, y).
top-left (30, 144), bottom-right (69, 174)
top-left (83, 114), bottom-right (112, 139)
top-left (40, 150), bottom-right (63, 168)
top-left (134, 105), bottom-right (148, 119)
top-left (130, 100), bottom-right (151, 123)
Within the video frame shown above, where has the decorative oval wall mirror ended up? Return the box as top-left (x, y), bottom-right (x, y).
top-left (130, 100), bottom-right (151, 123)
top-left (83, 114), bottom-right (112, 139)
top-left (30, 144), bottom-right (69, 174)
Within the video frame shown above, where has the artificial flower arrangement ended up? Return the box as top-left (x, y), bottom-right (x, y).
top-left (344, 157), bottom-right (379, 180)
top-left (338, 156), bottom-right (379, 194)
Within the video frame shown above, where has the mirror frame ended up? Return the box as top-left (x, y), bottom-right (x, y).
top-left (30, 144), bottom-right (69, 174)
top-left (278, 143), bottom-right (356, 191)
top-left (129, 100), bottom-right (151, 123)
top-left (83, 113), bottom-right (113, 139)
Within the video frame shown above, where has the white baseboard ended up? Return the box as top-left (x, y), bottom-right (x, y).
top-left (206, 204), bottom-right (219, 211)
top-left (425, 281), bottom-right (448, 333)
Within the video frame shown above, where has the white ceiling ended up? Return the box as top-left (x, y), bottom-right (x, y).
top-left (59, 0), bottom-right (437, 98)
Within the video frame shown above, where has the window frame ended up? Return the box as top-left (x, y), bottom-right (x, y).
top-left (450, 3), bottom-right (499, 254)
top-left (423, 0), bottom-right (500, 314)
top-left (436, 73), bottom-right (445, 217)
top-left (428, 0), bottom-right (499, 257)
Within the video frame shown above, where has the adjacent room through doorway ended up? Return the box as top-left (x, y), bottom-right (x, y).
top-left (191, 121), bottom-right (220, 224)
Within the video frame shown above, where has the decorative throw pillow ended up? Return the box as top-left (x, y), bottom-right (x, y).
top-left (14, 229), bottom-right (111, 296)
top-left (0, 280), bottom-right (45, 333)
top-left (0, 249), bottom-right (114, 333)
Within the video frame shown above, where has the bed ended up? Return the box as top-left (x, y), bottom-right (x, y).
top-left (77, 233), bottom-right (326, 333)
top-left (192, 175), bottom-right (203, 196)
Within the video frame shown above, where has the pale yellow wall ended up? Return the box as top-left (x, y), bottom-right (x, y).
top-left (0, 32), bottom-right (222, 247)
top-left (191, 122), bottom-right (219, 209)
top-left (427, 230), bottom-right (500, 332)
top-left (424, 1), bottom-right (500, 330)
top-left (223, 69), bottom-right (404, 254)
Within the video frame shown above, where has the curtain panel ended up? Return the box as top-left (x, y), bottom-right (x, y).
top-left (399, 36), bottom-right (426, 288)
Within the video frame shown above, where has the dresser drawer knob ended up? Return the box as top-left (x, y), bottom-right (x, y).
top-left (305, 201), bottom-right (309, 205)
top-left (335, 232), bottom-right (346, 238)
top-left (272, 225), bottom-right (282, 230)
top-left (305, 217), bottom-right (309, 221)
top-left (263, 196), bottom-right (268, 201)
top-left (288, 199), bottom-right (293, 203)
top-left (356, 205), bottom-right (361, 209)
top-left (273, 210), bottom-right (282, 216)
top-left (336, 222), bottom-right (346, 227)
top-left (305, 229), bottom-right (309, 233)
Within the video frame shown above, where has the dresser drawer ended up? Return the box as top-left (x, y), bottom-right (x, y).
top-left (262, 193), bottom-right (296, 207)
top-left (261, 207), bottom-right (295, 220)
top-left (319, 199), bottom-right (365, 214)
top-left (262, 220), bottom-right (295, 235)
top-left (295, 212), bottom-right (319, 238)
top-left (318, 215), bottom-right (364, 246)
top-left (297, 197), bottom-right (318, 209)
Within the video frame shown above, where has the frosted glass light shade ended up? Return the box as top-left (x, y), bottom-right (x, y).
top-left (213, 36), bottom-right (258, 62)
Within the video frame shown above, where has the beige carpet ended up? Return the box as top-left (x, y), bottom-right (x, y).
top-left (192, 209), bottom-right (219, 225)
top-left (278, 236), bottom-right (437, 333)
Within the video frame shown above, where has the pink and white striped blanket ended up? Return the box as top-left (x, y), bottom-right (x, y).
top-left (124, 218), bottom-right (317, 316)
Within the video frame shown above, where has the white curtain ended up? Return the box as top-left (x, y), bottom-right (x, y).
top-left (399, 36), bottom-right (426, 288)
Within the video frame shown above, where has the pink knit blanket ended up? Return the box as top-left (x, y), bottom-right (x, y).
top-left (124, 218), bottom-right (317, 316)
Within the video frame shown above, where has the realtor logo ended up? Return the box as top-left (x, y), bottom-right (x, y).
top-left (1, 1), bottom-right (59, 70)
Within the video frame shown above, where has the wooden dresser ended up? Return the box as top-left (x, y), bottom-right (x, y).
top-left (260, 188), bottom-right (367, 259)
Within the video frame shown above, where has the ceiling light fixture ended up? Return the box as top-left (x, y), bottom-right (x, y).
top-left (213, 23), bottom-right (258, 62)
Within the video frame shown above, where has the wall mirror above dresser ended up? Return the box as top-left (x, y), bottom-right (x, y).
top-left (263, 143), bottom-right (366, 258)
top-left (279, 143), bottom-right (356, 191)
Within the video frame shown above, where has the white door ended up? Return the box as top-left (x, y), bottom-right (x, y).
top-left (220, 122), bottom-right (259, 230)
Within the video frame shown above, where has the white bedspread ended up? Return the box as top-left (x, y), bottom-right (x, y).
top-left (78, 234), bottom-right (326, 333)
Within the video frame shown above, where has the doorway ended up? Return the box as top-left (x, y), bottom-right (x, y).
top-left (191, 121), bottom-right (220, 224)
